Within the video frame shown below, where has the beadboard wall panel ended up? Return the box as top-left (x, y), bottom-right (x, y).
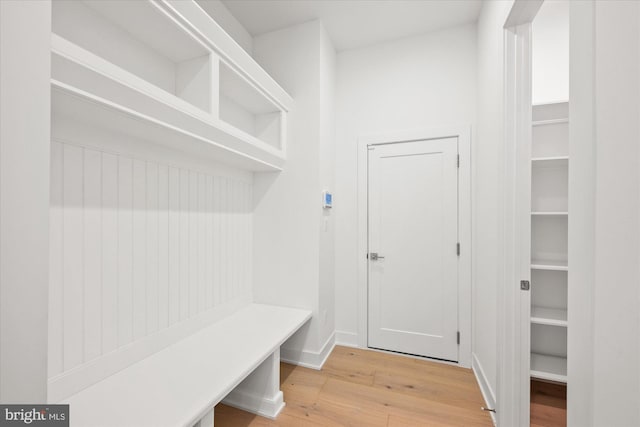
top-left (48, 137), bottom-right (253, 400)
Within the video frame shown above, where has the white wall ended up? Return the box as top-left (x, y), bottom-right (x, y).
top-left (472, 1), bottom-right (514, 412)
top-left (569, 1), bottom-right (640, 426)
top-left (334, 24), bottom-right (477, 345)
top-left (319, 27), bottom-right (337, 348)
top-left (252, 20), bottom-right (336, 366)
top-left (0, 0), bottom-right (51, 402)
top-left (532, 0), bottom-right (569, 105)
top-left (196, 0), bottom-right (253, 55)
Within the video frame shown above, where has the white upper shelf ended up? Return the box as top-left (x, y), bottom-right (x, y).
top-left (531, 306), bottom-right (568, 327)
top-left (165, 0), bottom-right (293, 111)
top-left (531, 353), bottom-right (567, 383)
top-left (51, 0), bottom-right (293, 172)
top-left (531, 260), bottom-right (568, 272)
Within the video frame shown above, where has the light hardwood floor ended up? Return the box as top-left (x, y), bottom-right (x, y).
top-left (530, 380), bottom-right (566, 427)
top-left (215, 346), bottom-right (493, 426)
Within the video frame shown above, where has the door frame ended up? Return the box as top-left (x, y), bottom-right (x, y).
top-left (356, 126), bottom-right (472, 368)
top-left (501, 1), bottom-right (544, 426)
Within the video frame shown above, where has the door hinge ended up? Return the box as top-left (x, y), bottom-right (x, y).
top-left (457, 154), bottom-right (460, 168)
top-left (456, 243), bottom-right (460, 256)
top-left (457, 331), bottom-right (460, 345)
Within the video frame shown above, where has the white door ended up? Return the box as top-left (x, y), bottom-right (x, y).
top-left (368, 137), bottom-right (459, 361)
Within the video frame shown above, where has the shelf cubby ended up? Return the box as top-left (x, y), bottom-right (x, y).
top-left (52, 0), bottom-right (213, 113)
top-left (531, 324), bottom-right (567, 358)
top-left (532, 269), bottom-right (567, 309)
top-left (531, 215), bottom-right (568, 266)
top-left (50, 0), bottom-right (293, 172)
top-left (532, 102), bottom-right (569, 159)
top-left (219, 62), bottom-right (284, 151)
top-left (532, 161), bottom-right (568, 212)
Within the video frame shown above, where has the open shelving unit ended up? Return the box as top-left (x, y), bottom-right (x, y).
top-left (530, 101), bottom-right (569, 384)
top-left (46, 0), bottom-right (296, 406)
top-left (51, 0), bottom-right (293, 172)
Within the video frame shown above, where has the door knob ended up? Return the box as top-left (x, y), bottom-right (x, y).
top-left (369, 252), bottom-right (385, 261)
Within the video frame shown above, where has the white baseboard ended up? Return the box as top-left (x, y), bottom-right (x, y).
top-left (472, 352), bottom-right (497, 426)
top-left (335, 330), bottom-right (359, 348)
top-left (222, 389), bottom-right (285, 420)
top-left (280, 332), bottom-right (335, 370)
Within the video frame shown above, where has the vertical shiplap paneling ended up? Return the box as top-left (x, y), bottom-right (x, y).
top-left (49, 142), bottom-right (253, 377)
top-left (168, 167), bottom-right (180, 326)
top-left (244, 182), bottom-right (252, 296)
top-left (230, 179), bottom-right (237, 300)
top-left (220, 177), bottom-right (228, 303)
top-left (178, 169), bottom-right (189, 321)
top-left (188, 170), bottom-right (198, 317)
top-left (117, 157), bottom-right (133, 347)
top-left (157, 165), bottom-right (170, 330)
top-left (198, 173), bottom-right (207, 313)
top-left (49, 141), bottom-right (64, 377)
top-left (62, 144), bottom-right (84, 370)
top-left (83, 149), bottom-right (102, 361)
top-left (229, 180), bottom-right (237, 300)
top-left (213, 176), bottom-right (222, 307)
top-left (132, 160), bottom-right (147, 340)
top-left (146, 162), bottom-right (159, 334)
top-left (205, 175), bottom-right (214, 309)
top-left (101, 153), bottom-right (118, 355)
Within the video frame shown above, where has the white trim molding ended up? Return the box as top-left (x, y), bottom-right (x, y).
top-left (356, 126), bottom-right (473, 368)
top-left (280, 332), bottom-right (336, 370)
top-left (473, 353), bottom-right (497, 426)
top-left (335, 330), bottom-right (359, 348)
top-left (500, 0), bottom-right (542, 423)
top-left (222, 389), bottom-right (285, 420)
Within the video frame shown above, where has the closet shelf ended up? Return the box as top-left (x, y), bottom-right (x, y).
top-left (51, 0), bottom-right (294, 172)
top-left (531, 353), bottom-right (567, 383)
top-left (531, 260), bottom-right (568, 272)
top-left (531, 212), bottom-right (568, 216)
top-left (532, 118), bottom-right (569, 127)
top-left (532, 157), bottom-right (569, 168)
top-left (52, 36), bottom-right (283, 172)
top-left (531, 307), bottom-right (567, 327)
top-left (52, 81), bottom-right (284, 172)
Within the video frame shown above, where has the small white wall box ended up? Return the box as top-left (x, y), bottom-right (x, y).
top-left (322, 190), bottom-right (333, 209)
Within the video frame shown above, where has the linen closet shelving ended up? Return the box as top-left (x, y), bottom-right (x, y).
top-left (529, 101), bottom-right (569, 383)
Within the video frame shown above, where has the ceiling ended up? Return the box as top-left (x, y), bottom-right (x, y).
top-left (222, 0), bottom-right (483, 51)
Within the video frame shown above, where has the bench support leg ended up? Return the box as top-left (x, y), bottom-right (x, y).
top-left (222, 348), bottom-right (285, 419)
top-left (193, 408), bottom-right (214, 427)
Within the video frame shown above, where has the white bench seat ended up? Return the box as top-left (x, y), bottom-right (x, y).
top-left (62, 304), bottom-right (311, 427)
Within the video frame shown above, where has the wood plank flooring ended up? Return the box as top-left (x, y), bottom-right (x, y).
top-left (214, 346), bottom-right (493, 426)
top-left (530, 379), bottom-right (566, 427)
